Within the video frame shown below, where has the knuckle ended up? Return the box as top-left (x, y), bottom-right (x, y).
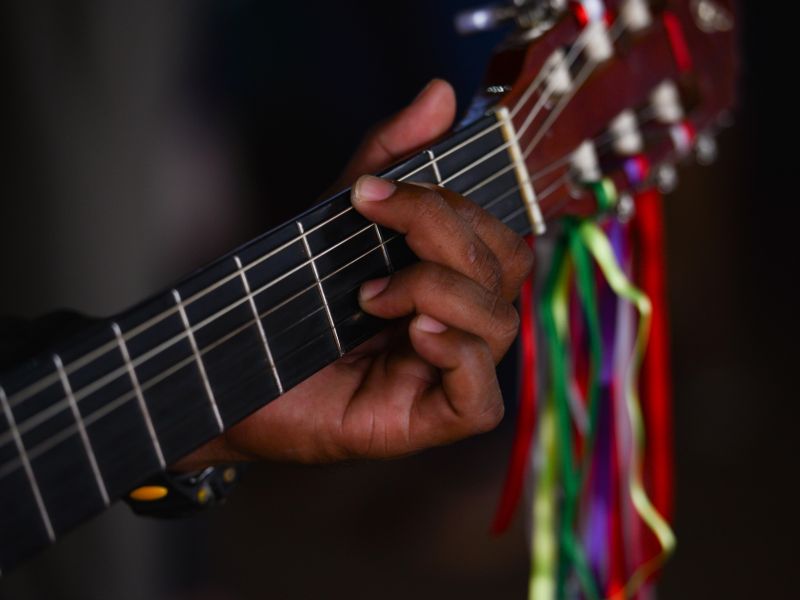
top-left (414, 262), bottom-right (456, 296)
top-left (510, 235), bottom-right (535, 282)
top-left (458, 338), bottom-right (504, 433)
top-left (414, 188), bottom-right (447, 218)
top-left (476, 395), bottom-right (505, 433)
top-left (489, 295), bottom-right (521, 344)
top-left (459, 200), bottom-right (486, 229)
top-left (473, 246), bottom-right (502, 293)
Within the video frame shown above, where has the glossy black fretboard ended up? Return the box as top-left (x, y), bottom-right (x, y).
top-left (0, 112), bottom-right (532, 572)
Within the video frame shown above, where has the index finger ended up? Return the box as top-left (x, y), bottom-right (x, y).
top-left (351, 175), bottom-right (504, 296)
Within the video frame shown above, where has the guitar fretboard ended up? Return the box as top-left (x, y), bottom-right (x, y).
top-left (0, 110), bottom-right (536, 573)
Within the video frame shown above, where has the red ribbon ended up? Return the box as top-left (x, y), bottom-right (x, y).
top-left (663, 11), bottom-right (693, 73)
top-left (491, 239), bottom-right (537, 534)
top-left (632, 189), bottom-right (674, 542)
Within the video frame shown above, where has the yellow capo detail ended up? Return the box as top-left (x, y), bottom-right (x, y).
top-left (129, 485), bottom-right (169, 502)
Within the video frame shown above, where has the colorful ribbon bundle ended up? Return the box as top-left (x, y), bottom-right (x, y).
top-left (493, 187), bottom-right (676, 599)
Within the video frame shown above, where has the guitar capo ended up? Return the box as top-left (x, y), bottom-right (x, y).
top-left (125, 464), bottom-right (242, 518)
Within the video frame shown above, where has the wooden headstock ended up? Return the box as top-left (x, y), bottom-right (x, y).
top-left (479, 0), bottom-right (737, 221)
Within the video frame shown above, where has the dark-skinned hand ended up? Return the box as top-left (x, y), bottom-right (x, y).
top-left (177, 79), bottom-right (533, 468)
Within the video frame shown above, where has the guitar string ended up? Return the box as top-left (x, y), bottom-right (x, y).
top-left (0, 175), bottom-right (574, 479)
top-left (0, 44), bottom-right (637, 482)
top-left (201, 105), bottom-right (673, 357)
top-left (2, 17), bottom-right (608, 411)
top-left (522, 18), bottom-right (626, 161)
top-left (522, 107), bottom-right (663, 183)
top-left (0, 141), bottom-right (598, 458)
top-left (0, 173), bottom-right (533, 457)
top-left (0, 22), bottom-right (626, 457)
top-left (0, 19), bottom-right (631, 470)
top-left (2, 140), bottom-right (643, 479)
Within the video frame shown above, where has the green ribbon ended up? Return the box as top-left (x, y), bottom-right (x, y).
top-left (577, 221), bottom-right (677, 598)
top-left (529, 217), bottom-right (676, 600)
top-left (539, 232), bottom-right (600, 600)
top-left (586, 178), bottom-right (619, 214)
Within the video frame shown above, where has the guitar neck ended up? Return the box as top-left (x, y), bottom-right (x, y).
top-left (0, 109), bottom-right (536, 571)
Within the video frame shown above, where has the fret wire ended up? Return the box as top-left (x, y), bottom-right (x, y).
top-left (172, 290), bottom-right (224, 432)
top-left (0, 177), bottom-right (573, 481)
top-left (373, 224), bottom-right (393, 274)
top-left (235, 256), bottom-right (284, 394)
top-left (297, 222), bottom-right (343, 356)
top-left (0, 178), bottom-right (510, 455)
top-left (2, 17), bottom-right (612, 412)
top-left (0, 128), bottom-right (500, 409)
top-left (425, 150), bottom-right (443, 185)
top-left (3, 120), bottom-right (498, 409)
top-left (0, 163), bottom-right (536, 455)
top-left (1, 16), bottom-right (620, 456)
top-left (0, 132), bottom-right (531, 453)
top-left (53, 354), bottom-right (110, 506)
top-left (0, 221), bottom-right (384, 449)
top-left (3, 204), bottom-right (357, 409)
top-left (0, 385), bottom-right (55, 541)
top-left (112, 323), bottom-right (166, 469)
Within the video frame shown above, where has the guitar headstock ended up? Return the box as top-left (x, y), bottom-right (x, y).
top-left (465, 0), bottom-right (737, 222)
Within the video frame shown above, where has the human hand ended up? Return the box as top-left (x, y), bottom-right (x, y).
top-left (177, 80), bottom-right (533, 468)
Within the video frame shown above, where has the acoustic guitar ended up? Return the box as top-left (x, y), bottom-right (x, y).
top-left (0, 0), bottom-right (737, 574)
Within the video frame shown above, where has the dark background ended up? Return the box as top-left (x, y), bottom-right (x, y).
top-left (0, 1), bottom-right (794, 598)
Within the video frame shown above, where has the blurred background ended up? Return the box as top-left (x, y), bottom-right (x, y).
top-left (0, 1), bottom-right (794, 598)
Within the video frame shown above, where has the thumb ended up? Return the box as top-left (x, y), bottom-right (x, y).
top-left (336, 79), bottom-right (457, 187)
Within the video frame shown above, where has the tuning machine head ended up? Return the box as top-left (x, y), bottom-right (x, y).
top-left (694, 132), bottom-right (718, 166)
top-left (655, 163), bottom-right (679, 194)
top-left (455, 0), bottom-right (566, 35)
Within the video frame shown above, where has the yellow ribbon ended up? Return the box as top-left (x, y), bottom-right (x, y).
top-left (577, 221), bottom-right (676, 599)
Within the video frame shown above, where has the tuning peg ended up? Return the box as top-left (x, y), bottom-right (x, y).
top-left (616, 192), bottom-right (636, 223)
top-left (694, 133), bottom-right (718, 166)
top-left (454, 1), bottom-right (565, 35)
top-left (620, 0), bottom-right (652, 32)
top-left (655, 164), bottom-right (679, 194)
top-left (455, 5), bottom-right (518, 34)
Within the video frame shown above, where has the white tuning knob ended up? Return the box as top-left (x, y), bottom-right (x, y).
top-left (543, 49), bottom-right (573, 95)
top-left (655, 163), bottom-right (679, 194)
top-left (571, 140), bottom-right (602, 181)
top-left (694, 133), bottom-right (718, 165)
top-left (571, 0), bottom-right (613, 63)
top-left (584, 22), bottom-right (614, 63)
top-left (617, 192), bottom-right (636, 223)
top-left (651, 81), bottom-right (684, 124)
top-left (609, 110), bottom-right (644, 155)
top-left (620, 0), bottom-right (653, 32)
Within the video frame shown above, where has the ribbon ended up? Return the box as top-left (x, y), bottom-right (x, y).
top-left (546, 232), bottom-right (601, 600)
top-left (492, 238), bottom-right (538, 535)
top-left (632, 189), bottom-right (675, 559)
top-left (577, 221), bottom-right (676, 598)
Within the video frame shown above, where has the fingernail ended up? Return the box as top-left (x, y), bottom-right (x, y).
top-left (354, 175), bottom-right (396, 202)
top-left (414, 78), bottom-right (438, 102)
top-left (359, 276), bottom-right (390, 301)
top-left (415, 314), bottom-right (447, 334)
